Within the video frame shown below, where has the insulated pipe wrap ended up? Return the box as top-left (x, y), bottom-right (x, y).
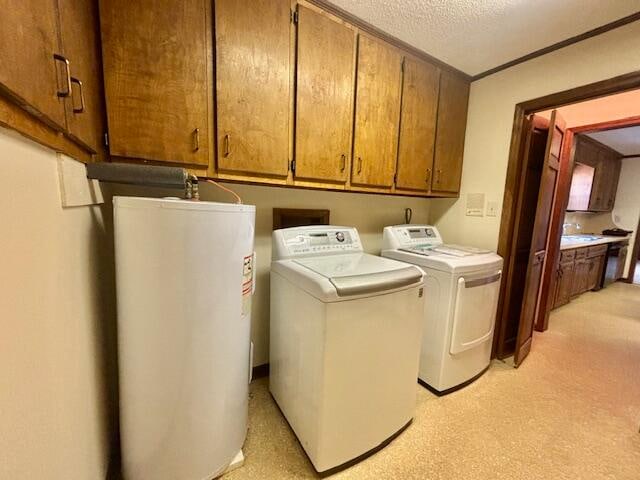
top-left (86, 162), bottom-right (188, 188)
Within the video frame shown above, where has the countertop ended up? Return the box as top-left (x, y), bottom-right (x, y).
top-left (560, 235), bottom-right (630, 251)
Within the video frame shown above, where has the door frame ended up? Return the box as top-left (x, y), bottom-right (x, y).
top-left (493, 70), bottom-right (640, 359)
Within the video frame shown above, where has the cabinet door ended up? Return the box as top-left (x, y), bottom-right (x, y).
top-left (570, 259), bottom-right (589, 296)
top-left (432, 71), bottom-right (470, 194)
top-left (586, 255), bottom-right (605, 291)
top-left (101, 0), bottom-right (211, 165)
top-left (395, 57), bottom-right (440, 192)
top-left (295, 5), bottom-right (355, 183)
top-left (0, 0), bottom-right (66, 128)
top-left (589, 149), bottom-right (622, 212)
top-left (615, 246), bottom-right (628, 281)
top-left (352, 35), bottom-right (403, 188)
top-left (554, 261), bottom-right (574, 308)
top-left (216, 0), bottom-right (291, 177)
top-left (58, 0), bottom-right (105, 155)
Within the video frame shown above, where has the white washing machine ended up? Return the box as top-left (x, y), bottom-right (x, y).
top-left (382, 225), bottom-right (503, 395)
top-left (270, 225), bottom-right (425, 474)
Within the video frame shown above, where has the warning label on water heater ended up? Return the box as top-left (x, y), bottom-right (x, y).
top-left (242, 254), bottom-right (254, 315)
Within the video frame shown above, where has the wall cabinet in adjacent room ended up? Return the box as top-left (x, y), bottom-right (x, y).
top-left (567, 135), bottom-right (622, 212)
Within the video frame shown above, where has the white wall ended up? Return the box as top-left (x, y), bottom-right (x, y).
top-left (0, 129), bottom-right (114, 479)
top-left (612, 157), bottom-right (640, 276)
top-left (430, 21), bottom-right (640, 250)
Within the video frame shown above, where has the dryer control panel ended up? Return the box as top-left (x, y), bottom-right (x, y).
top-left (382, 225), bottom-right (443, 250)
top-left (272, 226), bottom-right (363, 259)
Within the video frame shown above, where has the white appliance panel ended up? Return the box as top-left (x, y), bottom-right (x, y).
top-left (115, 197), bottom-right (255, 480)
top-left (381, 224), bottom-right (503, 393)
top-left (449, 271), bottom-right (502, 355)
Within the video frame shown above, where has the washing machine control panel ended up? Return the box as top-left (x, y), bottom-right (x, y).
top-left (382, 225), bottom-right (444, 250)
top-left (274, 226), bottom-right (363, 258)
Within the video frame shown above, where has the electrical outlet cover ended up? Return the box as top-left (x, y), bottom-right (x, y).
top-left (486, 201), bottom-right (500, 217)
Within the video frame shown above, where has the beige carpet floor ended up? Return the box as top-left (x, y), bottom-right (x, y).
top-left (225, 283), bottom-right (640, 479)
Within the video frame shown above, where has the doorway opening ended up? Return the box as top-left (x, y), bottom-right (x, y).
top-left (493, 71), bottom-right (640, 366)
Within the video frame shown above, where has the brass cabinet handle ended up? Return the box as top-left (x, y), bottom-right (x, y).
top-left (53, 53), bottom-right (72, 97)
top-left (436, 168), bottom-right (442, 183)
top-left (357, 157), bottom-right (362, 174)
top-left (224, 134), bottom-right (230, 157)
top-left (426, 168), bottom-right (431, 183)
top-left (70, 77), bottom-right (85, 113)
top-left (340, 154), bottom-right (346, 172)
top-left (193, 128), bottom-right (200, 152)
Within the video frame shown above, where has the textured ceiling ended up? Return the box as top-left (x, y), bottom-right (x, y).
top-left (326, 0), bottom-right (640, 76)
top-left (586, 126), bottom-right (640, 156)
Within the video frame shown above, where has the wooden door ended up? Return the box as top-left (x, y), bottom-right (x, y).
top-left (513, 110), bottom-right (565, 367)
top-left (294, 5), bottom-right (355, 183)
top-left (496, 115), bottom-right (548, 358)
top-left (0, 0), bottom-right (66, 128)
top-left (431, 71), bottom-right (470, 193)
top-left (395, 57), bottom-right (440, 192)
top-left (216, 0), bottom-right (291, 177)
top-left (100, 0), bottom-right (211, 165)
top-left (58, 0), bottom-right (105, 155)
top-left (351, 35), bottom-right (403, 188)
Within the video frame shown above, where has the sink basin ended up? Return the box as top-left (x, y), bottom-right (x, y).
top-left (561, 235), bottom-right (603, 243)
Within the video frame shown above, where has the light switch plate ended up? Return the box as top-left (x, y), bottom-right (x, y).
top-left (486, 201), bottom-right (500, 217)
top-left (57, 154), bottom-right (104, 207)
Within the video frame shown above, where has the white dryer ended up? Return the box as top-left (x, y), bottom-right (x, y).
top-left (382, 225), bottom-right (503, 395)
top-left (270, 225), bottom-right (425, 474)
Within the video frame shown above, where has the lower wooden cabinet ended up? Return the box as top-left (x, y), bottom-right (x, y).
top-left (554, 260), bottom-right (575, 308)
top-left (554, 245), bottom-right (607, 308)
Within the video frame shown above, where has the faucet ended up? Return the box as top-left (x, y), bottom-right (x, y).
top-left (562, 223), bottom-right (582, 235)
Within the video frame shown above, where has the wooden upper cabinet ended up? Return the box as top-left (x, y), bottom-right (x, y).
top-left (100, 0), bottom-right (211, 165)
top-left (215, 0), bottom-right (291, 177)
top-left (0, 0), bottom-right (66, 129)
top-left (352, 35), bottom-right (403, 188)
top-left (58, 0), bottom-right (105, 156)
top-left (589, 150), bottom-right (621, 212)
top-left (396, 57), bottom-right (440, 192)
top-left (432, 71), bottom-right (470, 194)
top-left (294, 5), bottom-right (355, 183)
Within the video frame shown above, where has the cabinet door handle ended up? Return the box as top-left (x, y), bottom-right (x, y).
top-left (357, 157), bottom-right (362, 174)
top-left (193, 128), bottom-right (200, 152)
top-left (436, 168), bottom-right (442, 183)
top-left (340, 154), bottom-right (346, 172)
top-left (426, 168), bottom-right (431, 184)
top-left (70, 77), bottom-right (85, 113)
top-left (224, 134), bottom-right (230, 157)
top-left (53, 53), bottom-right (72, 98)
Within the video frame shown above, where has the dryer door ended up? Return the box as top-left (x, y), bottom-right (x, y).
top-left (449, 270), bottom-right (502, 355)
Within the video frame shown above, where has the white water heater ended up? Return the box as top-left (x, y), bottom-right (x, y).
top-left (114, 196), bottom-right (256, 480)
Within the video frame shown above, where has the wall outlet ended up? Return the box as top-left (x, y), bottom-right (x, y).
top-left (486, 200), bottom-right (500, 217)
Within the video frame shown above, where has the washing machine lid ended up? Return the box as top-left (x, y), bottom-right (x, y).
top-left (273, 253), bottom-right (423, 301)
top-left (382, 248), bottom-right (503, 274)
